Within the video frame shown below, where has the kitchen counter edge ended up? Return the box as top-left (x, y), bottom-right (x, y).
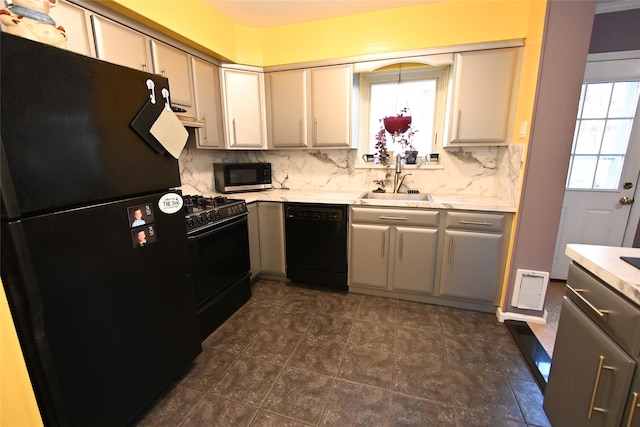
top-left (565, 244), bottom-right (640, 306)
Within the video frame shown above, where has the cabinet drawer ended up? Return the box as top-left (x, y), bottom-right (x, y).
top-left (351, 207), bottom-right (439, 227)
top-left (445, 211), bottom-right (505, 232)
top-left (567, 262), bottom-right (640, 355)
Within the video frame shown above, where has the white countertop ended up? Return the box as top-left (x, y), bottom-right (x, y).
top-left (566, 244), bottom-right (640, 305)
top-left (209, 189), bottom-right (517, 213)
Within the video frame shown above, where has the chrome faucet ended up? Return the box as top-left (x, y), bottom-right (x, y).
top-left (393, 154), bottom-right (412, 193)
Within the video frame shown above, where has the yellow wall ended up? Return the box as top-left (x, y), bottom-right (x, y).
top-left (1, 281), bottom-right (43, 426)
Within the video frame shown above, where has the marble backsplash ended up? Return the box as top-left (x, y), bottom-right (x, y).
top-left (178, 140), bottom-right (524, 205)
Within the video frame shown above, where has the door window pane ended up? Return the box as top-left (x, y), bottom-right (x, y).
top-left (566, 79), bottom-right (639, 190)
top-left (568, 156), bottom-right (597, 188)
top-left (594, 156), bottom-right (623, 189)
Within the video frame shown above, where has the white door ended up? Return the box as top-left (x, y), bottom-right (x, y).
top-left (552, 56), bottom-right (640, 280)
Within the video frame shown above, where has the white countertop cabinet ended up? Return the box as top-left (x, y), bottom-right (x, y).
top-left (266, 69), bottom-right (308, 148)
top-left (444, 47), bottom-right (520, 147)
top-left (256, 202), bottom-right (286, 278)
top-left (247, 203), bottom-right (262, 280)
top-left (221, 68), bottom-right (268, 149)
top-left (50, 0), bottom-right (95, 57)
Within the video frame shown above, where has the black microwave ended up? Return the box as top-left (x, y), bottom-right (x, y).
top-left (213, 162), bottom-right (272, 193)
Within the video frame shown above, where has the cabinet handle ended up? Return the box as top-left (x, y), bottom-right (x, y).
top-left (398, 231), bottom-right (403, 259)
top-left (447, 237), bottom-right (453, 264)
top-left (142, 63), bottom-right (147, 71)
top-left (626, 392), bottom-right (640, 427)
top-left (588, 355), bottom-right (614, 418)
top-left (299, 119), bottom-right (304, 145)
top-left (566, 285), bottom-right (611, 318)
top-left (378, 216), bottom-right (408, 221)
top-left (455, 109), bottom-right (462, 140)
top-left (458, 220), bottom-right (493, 226)
top-left (161, 68), bottom-right (166, 77)
top-left (314, 119), bottom-right (318, 143)
top-left (381, 230), bottom-right (385, 258)
top-left (202, 115), bottom-right (207, 140)
top-left (434, 132), bottom-right (438, 150)
top-left (232, 118), bottom-right (237, 145)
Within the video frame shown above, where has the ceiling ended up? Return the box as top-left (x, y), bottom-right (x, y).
top-left (202, 0), bottom-right (441, 28)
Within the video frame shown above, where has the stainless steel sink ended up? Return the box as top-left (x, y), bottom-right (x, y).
top-left (359, 192), bottom-right (433, 202)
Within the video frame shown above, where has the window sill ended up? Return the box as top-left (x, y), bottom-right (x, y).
top-left (354, 163), bottom-right (444, 170)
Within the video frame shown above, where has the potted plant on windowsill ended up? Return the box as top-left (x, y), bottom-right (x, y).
top-left (398, 126), bottom-right (418, 164)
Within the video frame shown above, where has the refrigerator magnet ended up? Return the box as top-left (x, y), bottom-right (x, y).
top-left (131, 225), bottom-right (157, 248)
top-left (158, 193), bottom-right (183, 214)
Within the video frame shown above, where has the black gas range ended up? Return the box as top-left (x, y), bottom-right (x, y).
top-left (182, 194), bottom-right (251, 340)
top-left (183, 195), bottom-right (248, 235)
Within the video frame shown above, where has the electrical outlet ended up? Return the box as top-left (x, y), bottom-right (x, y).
top-left (519, 121), bottom-right (528, 139)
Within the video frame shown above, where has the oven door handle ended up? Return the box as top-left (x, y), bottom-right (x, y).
top-left (187, 213), bottom-right (248, 240)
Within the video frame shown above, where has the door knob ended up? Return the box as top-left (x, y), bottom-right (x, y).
top-left (620, 197), bottom-right (635, 205)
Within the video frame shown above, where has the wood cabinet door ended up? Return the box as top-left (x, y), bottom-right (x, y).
top-left (267, 70), bottom-right (307, 147)
top-left (192, 57), bottom-right (224, 149)
top-left (390, 227), bottom-right (438, 294)
top-left (151, 40), bottom-right (194, 109)
top-left (349, 223), bottom-right (390, 289)
top-left (544, 298), bottom-right (635, 427)
top-left (91, 15), bottom-right (151, 72)
top-left (308, 65), bottom-right (352, 147)
top-left (438, 230), bottom-right (502, 303)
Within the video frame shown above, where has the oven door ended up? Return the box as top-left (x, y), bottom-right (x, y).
top-left (188, 214), bottom-right (250, 307)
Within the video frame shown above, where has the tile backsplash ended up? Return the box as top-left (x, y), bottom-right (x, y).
top-left (179, 141), bottom-right (523, 205)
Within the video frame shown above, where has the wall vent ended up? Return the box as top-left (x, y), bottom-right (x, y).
top-left (511, 269), bottom-right (550, 311)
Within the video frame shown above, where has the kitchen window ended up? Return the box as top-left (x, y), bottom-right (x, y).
top-left (566, 80), bottom-right (640, 190)
top-left (358, 64), bottom-right (448, 164)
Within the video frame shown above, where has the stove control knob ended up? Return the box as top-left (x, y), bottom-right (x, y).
top-left (197, 214), bottom-right (204, 224)
top-left (186, 218), bottom-right (194, 228)
top-left (206, 212), bottom-right (213, 221)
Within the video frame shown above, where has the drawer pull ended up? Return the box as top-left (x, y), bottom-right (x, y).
top-left (588, 355), bottom-right (614, 418)
top-left (626, 392), bottom-right (639, 427)
top-left (379, 216), bottom-right (408, 221)
top-left (447, 237), bottom-right (453, 264)
top-left (458, 220), bottom-right (493, 226)
top-left (567, 285), bottom-right (612, 318)
top-left (398, 231), bottom-right (404, 259)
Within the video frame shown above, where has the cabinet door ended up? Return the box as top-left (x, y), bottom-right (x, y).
top-left (309, 65), bottom-right (352, 148)
top-left (191, 57), bottom-right (224, 149)
top-left (257, 203), bottom-right (285, 276)
top-left (221, 69), bottom-right (267, 149)
top-left (349, 223), bottom-right (390, 290)
top-left (91, 15), bottom-right (151, 71)
top-left (446, 47), bottom-right (519, 145)
top-left (544, 299), bottom-right (635, 427)
top-left (267, 70), bottom-right (307, 147)
top-left (247, 203), bottom-right (262, 280)
top-left (391, 227), bottom-right (438, 294)
top-left (50, 0), bottom-right (94, 57)
top-left (438, 230), bottom-right (502, 303)
top-left (150, 40), bottom-right (194, 110)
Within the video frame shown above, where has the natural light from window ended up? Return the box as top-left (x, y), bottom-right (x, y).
top-left (567, 80), bottom-right (640, 190)
top-left (360, 65), bottom-right (447, 164)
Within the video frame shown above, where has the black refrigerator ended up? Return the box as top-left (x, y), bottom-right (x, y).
top-left (1, 33), bottom-right (201, 426)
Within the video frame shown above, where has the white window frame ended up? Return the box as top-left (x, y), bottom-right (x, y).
top-left (358, 65), bottom-right (449, 165)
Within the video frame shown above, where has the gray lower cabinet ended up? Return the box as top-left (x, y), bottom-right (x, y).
top-left (544, 298), bottom-right (635, 426)
top-left (349, 207), bottom-right (439, 295)
top-left (257, 202), bottom-right (286, 277)
top-left (544, 262), bottom-right (640, 427)
top-left (247, 203), bottom-right (261, 280)
top-left (437, 211), bottom-right (507, 304)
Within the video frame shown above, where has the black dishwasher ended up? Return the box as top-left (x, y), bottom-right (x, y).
top-left (284, 203), bottom-right (348, 290)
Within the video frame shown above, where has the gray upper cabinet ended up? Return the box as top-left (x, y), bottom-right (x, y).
top-left (50, 0), bottom-right (95, 57)
top-left (150, 40), bottom-right (194, 113)
top-left (444, 47), bottom-right (520, 146)
top-left (309, 65), bottom-right (352, 148)
top-left (266, 69), bottom-right (308, 148)
top-left (91, 15), bottom-right (152, 72)
top-left (191, 57), bottom-right (224, 149)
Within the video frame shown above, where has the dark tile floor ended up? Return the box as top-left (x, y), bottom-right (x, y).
top-left (136, 280), bottom-right (552, 426)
